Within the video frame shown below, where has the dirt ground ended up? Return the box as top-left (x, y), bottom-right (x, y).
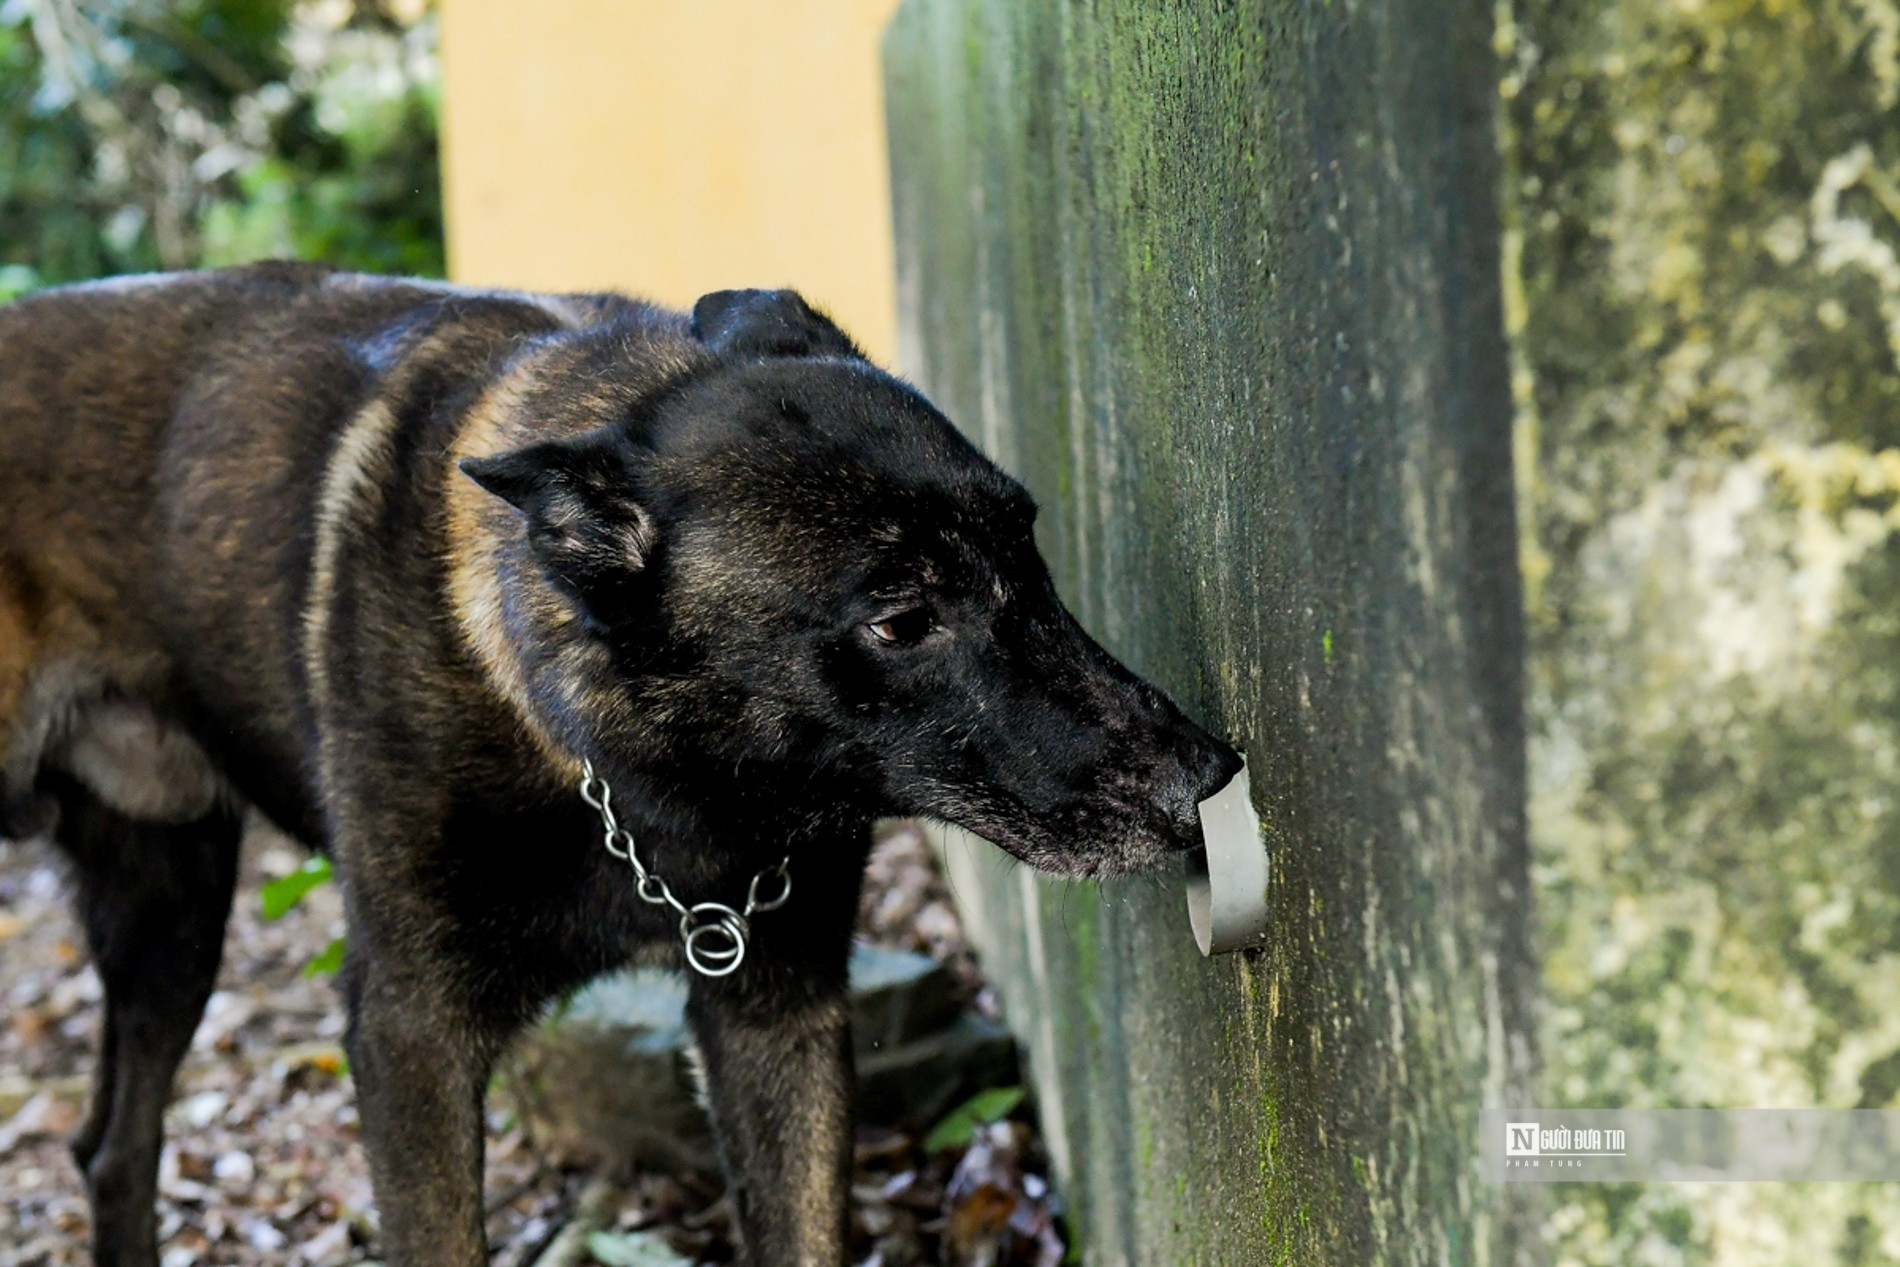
top-left (0, 820), bottom-right (1062, 1267)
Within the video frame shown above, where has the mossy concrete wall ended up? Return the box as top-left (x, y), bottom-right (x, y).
top-left (885, 3), bottom-right (1536, 1263)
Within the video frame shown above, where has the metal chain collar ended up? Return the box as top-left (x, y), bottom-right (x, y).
top-left (578, 759), bottom-right (792, 977)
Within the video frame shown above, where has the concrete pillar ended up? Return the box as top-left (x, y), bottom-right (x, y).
top-left (884, 2), bottom-right (1537, 1262)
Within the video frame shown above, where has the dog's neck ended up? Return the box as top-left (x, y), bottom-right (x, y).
top-left (442, 360), bottom-right (584, 779)
top-left (440, 333), bottom-right (709, 790)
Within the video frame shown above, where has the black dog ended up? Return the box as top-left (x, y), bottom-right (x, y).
top-left (0, 263), bottom-right (1240, 1266)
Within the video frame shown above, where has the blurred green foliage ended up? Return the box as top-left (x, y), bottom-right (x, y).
top-left (0, 0), bottom-right (440, 299)
top-left (1506, 0), bottom-right (1900, 1261)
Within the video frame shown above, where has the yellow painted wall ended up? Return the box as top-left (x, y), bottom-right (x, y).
top-left (439, 0), bottom-right (901, 362)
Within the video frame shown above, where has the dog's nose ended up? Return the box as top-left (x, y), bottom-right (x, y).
top-left (1196, 739), bottom-right (1245, 805)
top-left (1157, 726), bottom-right (1244, 850)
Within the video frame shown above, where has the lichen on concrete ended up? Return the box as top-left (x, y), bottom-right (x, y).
top-left (1505, 0), bottom-right (1900, 1260)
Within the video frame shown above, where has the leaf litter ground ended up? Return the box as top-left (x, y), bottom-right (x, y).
top-left (0, 821), bottom-right (1064, 1267)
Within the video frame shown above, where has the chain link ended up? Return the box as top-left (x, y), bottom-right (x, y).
top-left (580, 759), bottom-right (792, 977)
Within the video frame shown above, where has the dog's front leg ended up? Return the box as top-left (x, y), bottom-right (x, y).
top-left (343, 951), bottom-right (495, 1266)
top-left (687, 975), bottom-right (855, 1267)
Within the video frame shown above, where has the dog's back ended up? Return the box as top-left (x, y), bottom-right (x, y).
top-left (0, 263), bottom-right (648, 839)
top-left (0, 266), bottom-right (308, 832)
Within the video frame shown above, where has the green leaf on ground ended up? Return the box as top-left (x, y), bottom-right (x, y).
top-left (585, 1229), bottom-right (692, 1267)
top-left (923, 1084), bottom-right (1026, 1152)
top-left (303, 936), bottom-right (345, 977)
top-left (260, 856), bottom-right (332, 920)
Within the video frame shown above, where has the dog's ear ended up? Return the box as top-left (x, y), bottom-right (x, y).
top-left (690, 288), bottom-right (862, 360)
top-left (460, 434), bottom-right (658, 588)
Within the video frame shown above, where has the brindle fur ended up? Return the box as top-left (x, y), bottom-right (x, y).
top-left (0, 263), bottom-right (1240, 1267)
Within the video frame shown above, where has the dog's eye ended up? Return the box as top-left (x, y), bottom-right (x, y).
top-left (867, 607), bottom-right (937, 647)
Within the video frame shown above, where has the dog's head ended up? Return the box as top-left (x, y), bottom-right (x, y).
top-left (462, 289), bottom-right (1240, 877)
